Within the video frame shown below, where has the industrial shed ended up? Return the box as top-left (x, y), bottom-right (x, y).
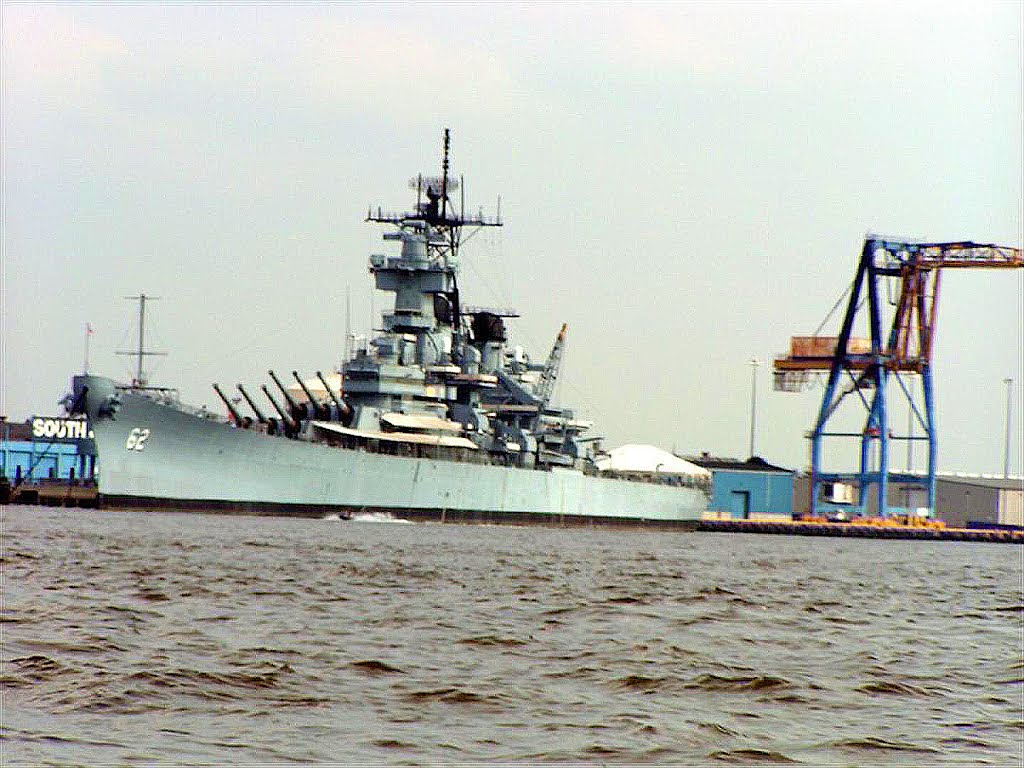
top-left (936, 476), bottom-right (1023, 529)
top-left (687, 454), bottom-right (795, 518)
top-left (791, 473), bottom-right (1023, 527)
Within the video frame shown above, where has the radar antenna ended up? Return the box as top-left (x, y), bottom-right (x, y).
top-left (366, 129), bottom-right (501, 239)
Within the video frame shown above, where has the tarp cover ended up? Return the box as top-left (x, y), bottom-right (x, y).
top-left (595, 444), bottom-right (710, 476)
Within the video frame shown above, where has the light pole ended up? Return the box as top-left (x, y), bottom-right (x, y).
top-left (748, 358), bottom-right (760, 458)
top-left (1004, 377), bottom-right (1014, 479)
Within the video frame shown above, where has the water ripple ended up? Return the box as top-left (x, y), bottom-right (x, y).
top-left (2, 504), bottom-right (1021, 765)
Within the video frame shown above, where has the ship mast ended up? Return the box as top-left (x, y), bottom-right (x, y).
top-left (366, 129), bottom-right (501, 255)
top-left (365, 128), bottom-right (502, 350)
top-left (117, 293), bottom-right (166, 388)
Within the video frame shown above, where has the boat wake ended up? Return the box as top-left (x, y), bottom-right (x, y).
top-left (351, 512), bottom-right (413, 524)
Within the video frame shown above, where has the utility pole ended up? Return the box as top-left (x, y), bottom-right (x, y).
top-left (1004, 377), bottom-right (1014, 479)
top-left (748, 357), bottom-right (760, 458)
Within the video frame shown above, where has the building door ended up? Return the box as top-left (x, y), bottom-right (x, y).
top-left (730, 490), bottom-right (751, 519)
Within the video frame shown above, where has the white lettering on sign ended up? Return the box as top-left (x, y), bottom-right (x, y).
top-left (32, 417), bottom-right (92, 440)
top-left (125, 428), bottom-right (151, 451)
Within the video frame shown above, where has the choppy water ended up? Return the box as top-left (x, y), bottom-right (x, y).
top-left (2, 504), bottom-right (1022, 765)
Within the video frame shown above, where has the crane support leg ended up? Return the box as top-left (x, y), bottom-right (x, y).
top-left (877, 365), bottom-right (889, 517)
top-left (858, 413), bottom-right (870, 514)
top-left (924, 364), bottom-right (937, 510)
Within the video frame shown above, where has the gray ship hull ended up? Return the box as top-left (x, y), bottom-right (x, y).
top-left (77, 375), bottom-right (708, 524)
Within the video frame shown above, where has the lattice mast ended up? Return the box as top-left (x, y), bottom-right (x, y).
top-left (365, 128), bottom-right (502, 349)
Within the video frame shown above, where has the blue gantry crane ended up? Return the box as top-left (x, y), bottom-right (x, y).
top-left (774, 238), bottom-right (1022, 518)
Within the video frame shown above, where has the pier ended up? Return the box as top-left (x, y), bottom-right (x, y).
top-left (697, 518), bottom-right (1022, 544)
top-left (3, 479), bottom-right (98, 508)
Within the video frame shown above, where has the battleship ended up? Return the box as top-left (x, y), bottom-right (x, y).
top-left (68, 131), bottom-right (709, 524)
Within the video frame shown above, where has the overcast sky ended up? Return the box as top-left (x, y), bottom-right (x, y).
top-left (2, 1), bottom-right (1021, 475)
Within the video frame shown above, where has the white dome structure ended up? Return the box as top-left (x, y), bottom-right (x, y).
top-left (595, 444), bottom-right (710, 477)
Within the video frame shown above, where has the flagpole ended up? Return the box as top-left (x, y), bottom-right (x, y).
top-left (84, 323), bottom-right (92, 374)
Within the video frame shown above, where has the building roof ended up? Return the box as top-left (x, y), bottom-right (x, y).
top-left (864, 473), bottom-right (1023, 491)
top-left (685, 454), bottom-right (793, 474)
top-left (937, 474), bottom-right (1023, 491)
top-left (595, 444), bottom-right (710, 477)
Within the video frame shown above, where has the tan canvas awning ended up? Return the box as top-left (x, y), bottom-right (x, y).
top-left (311, 421), bottom-right (478, 449)
top-left (380, 412), bottom-right (464, 432)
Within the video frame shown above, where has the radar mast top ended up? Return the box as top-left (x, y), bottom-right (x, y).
top-left (366, 129), bottom-right (502, 262)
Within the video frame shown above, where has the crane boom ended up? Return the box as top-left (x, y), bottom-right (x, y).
top-left (879, 240), bottom-right (1022, 269)
top-left (885, 241), bottom-right (1022, 370)
top-left (537, 323), bottom-right (568, 409)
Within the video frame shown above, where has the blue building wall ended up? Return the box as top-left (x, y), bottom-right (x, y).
top-left (711, 470), bottom-right (794, 518)
top-left (0, 440), bottom-right (93, 482)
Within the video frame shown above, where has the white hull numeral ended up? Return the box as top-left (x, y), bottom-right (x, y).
top-left (126, 427), bottom-right (151, 451)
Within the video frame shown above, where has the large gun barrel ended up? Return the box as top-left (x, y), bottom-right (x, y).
top-left (212, 383), bottom-right (244, 425)
top-left (292, 371), bottom-right (327, 419)
top-left (268, 369), bottom-right (306, 420)
top-left (261, 384), bottom-right (296, 436)
top-left (236, 384), bottom-right (266, 423)
top-left (316, 370), bottom-right (351, 420)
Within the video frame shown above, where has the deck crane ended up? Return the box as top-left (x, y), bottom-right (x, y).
top-left (773, 238), bottom-right (1022, 518)
top-left (536, 323), bottom-right (568, 409)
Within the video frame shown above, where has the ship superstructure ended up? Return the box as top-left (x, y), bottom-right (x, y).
top-left (218, 130), bottom-right (598, 471)
top-left (67, 131), bottom-right (709, 522)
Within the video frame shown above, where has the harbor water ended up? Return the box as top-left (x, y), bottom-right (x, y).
top-left (2, 504), bottom-right (1021, 765)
